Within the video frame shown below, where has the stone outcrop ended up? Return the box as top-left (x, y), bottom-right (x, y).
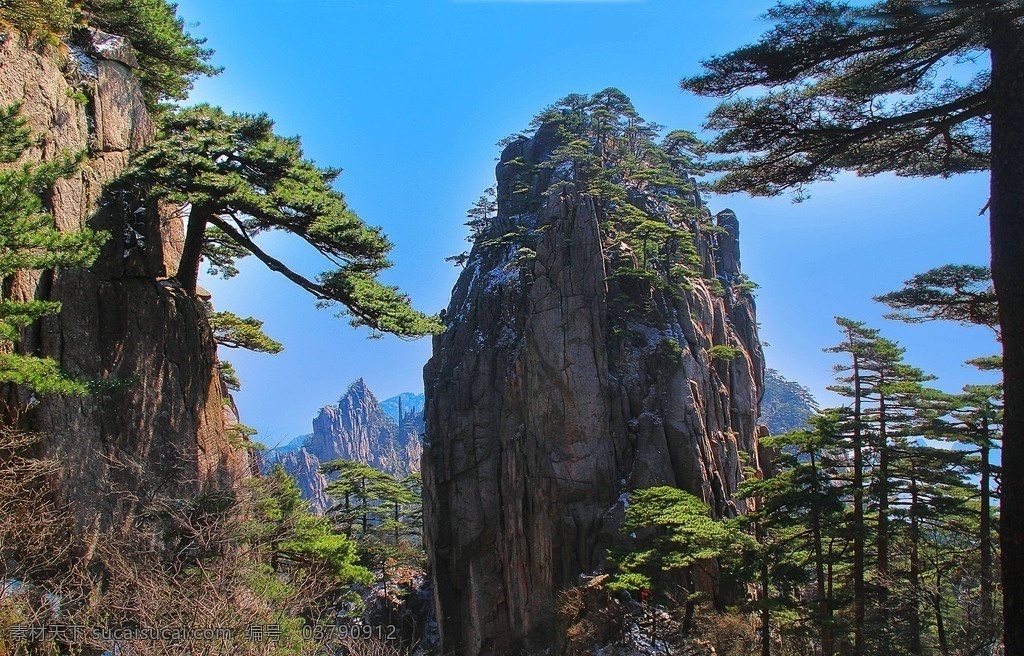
top-left (423, 125), bottom-right (765, 655)
top-left (0, 30), bottom-right (248, 533)
top-left (265, 380), bottom-right (424, 513)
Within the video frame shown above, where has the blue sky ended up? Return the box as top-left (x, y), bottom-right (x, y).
top-left (175, 0), bottom-right (998, 446)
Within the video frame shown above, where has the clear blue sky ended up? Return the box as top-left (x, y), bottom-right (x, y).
top-left (175, 0), bottom-right (998, 446)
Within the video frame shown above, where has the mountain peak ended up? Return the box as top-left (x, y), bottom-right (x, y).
top-left (341, 377), bottom-right (373, 403)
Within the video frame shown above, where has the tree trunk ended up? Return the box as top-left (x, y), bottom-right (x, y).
top-left (175, 204), bottom-right (210, 295)
top-left (852, 347), bottom-right (866, 656)
top-left (811, 452), bottom-right (835, 656)
top-left (876, 391), bottom-right (889, 581)
top-left (908, 462), bottom-right (922, 656)
top-left (989, 19), bottom-right (1024, 656)
top-left (933, 585), bottom-right (949, 656)
top-left (981, 436), bottom-right (993, 623)
top-left (760, 555), bottom-right (771, 656)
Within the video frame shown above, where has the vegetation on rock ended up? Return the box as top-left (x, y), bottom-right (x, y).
top-left (0, 105), bottom-right (105, 396)
top-left (0, 0), bottom-right (215, 107)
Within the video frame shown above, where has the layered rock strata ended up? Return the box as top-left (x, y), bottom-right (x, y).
top-left (423, 125), bottom-right (765, 655)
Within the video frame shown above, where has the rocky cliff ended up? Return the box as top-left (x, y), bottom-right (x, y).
top-left (422, 95), bottom-right (766, 655)
top-left (0, 30), bottom-right (248, 534)
top-left (265, 379), bottom-right (423, 513)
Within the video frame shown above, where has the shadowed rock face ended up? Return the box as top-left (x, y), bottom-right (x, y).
top-left (423, 128), bottom-right (765, 656)
top-left (0, 29), bottom-right (247, 534)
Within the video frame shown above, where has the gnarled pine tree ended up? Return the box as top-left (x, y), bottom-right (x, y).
top-left (119, 105), bottom-right (441, 339)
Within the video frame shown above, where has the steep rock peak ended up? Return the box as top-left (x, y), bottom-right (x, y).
top-left (0, 28), bottom-right (246, 534)
top-left (267, 380), bottom-right (424, 512)
top-left (424, 90), bottom-right (766, 656)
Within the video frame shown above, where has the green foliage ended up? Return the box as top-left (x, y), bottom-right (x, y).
top-left (610, 487), bottom-right (749, 596)
top-left (682, 1), bottom-right (1001, 196)
top-left (876, 264), bottom-right (998, 335)
top-left (81, 0), bottom-right (218, 107)
top-left (658, 337), bottom-right (683, 366)
top-left (0, 0), bottom-right (79, 42)
top-left (320, 459), bottom-right (425, 585)
top-left (65, 87), bottom-right (89, 106)
top-left (0, 104), bottom-right (106, 396)
top-left (209, 310), bottom-right (283, 354)
top-left (121, 105), bottom-right (442, 339)
top-left (252, 466), bottom-right (372, 584)
top-left (522, 90), bottom-right (708, 300)
top-left (216, 360), bottom-right (240, 391)
top-left (464, 186), bottom-right (497, 241)
top-left (201, 225), bottom-right (249, 279)
top-left (1, 0), bottom-right (215, 107)
top-left (731, 273), bottom-right (759, 295)
top-left (708, 344), bottom-right (742, 361)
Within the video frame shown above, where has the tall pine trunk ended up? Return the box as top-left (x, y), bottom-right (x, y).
top-left (851, 346), bottom-right (866, 656)
top-left (908, 461), bottom-right (922, 656)
top-left (989, 19), bottom-right (1024, 656)
top-left (810, 452), bottom-right (835, 656)
top-left (876, 391), bottom-right (889, 581)
top-left (981, 436), bottom-right (993, 622)
top-left (175, 205), bottom-right (210, 295)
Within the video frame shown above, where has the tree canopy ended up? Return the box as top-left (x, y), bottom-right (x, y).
top-left (683, 5), bottom-right (1023, 652)
top-left (876, 264), bottom-right (999, 335)
top-left (681, 1), bottom-right (1016, 197)
top-left (119, 105), bottom-right (441, 339)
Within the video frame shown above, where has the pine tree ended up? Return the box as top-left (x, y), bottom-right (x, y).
top-left (938, 361), bottom-right (1003, 625)
top-left (737, 411), bottom-right (851, 656)
top-left (321, 459), bottom-right (394, 539)
top-left (681, 6), bottom-right (1024, 647)
top-left (825, 317), bottom-right (878, 655)
top-left (0, 105), bottom-right (105, 398)
top-left (876, 265), bottom-right (999, 337)
top-left (609, 486), bottom-right (749, 636)
top-left (465, 187), bottom-right (497, 241)
top-left (208, 310), bottom-right (283, 354)
top-left (118, 105), bottom-right (441, 339)
top-left (252, 465), bottom-right (371, 584)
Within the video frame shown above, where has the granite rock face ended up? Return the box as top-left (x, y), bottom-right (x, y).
top-left (265, 380), bottom-right (424, 514)
top-left (423, 126), bottom-right (766, 655)
top-left (0, 30), bottom-right (247, 534)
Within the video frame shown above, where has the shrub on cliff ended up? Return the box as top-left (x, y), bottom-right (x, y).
top-left (0, 105), bottom-right (105, 396)
top-left (0, 0), bottom-right (216, 108)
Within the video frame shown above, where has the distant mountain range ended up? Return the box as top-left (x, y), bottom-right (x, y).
top-left (379, 392), bottom-right (425, 423)
top-left (262, 379), bottom-right (423, 514)
top-left (261, 371), bottom-right (812, 515)
top-left (761, 368), bottom-right (819, 435)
